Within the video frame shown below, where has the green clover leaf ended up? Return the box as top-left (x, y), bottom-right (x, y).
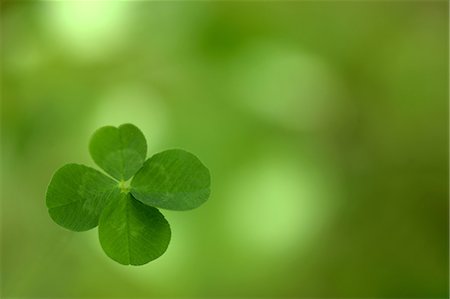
top-left (131, 149), bottom-right (211, 211)
top-left (46, 123), bottom-right (211, 265)
top-left (89, 124), bottom-right (147, 181)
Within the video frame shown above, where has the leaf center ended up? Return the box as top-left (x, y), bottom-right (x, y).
top-left (118, 180), bottom-right (131, 193)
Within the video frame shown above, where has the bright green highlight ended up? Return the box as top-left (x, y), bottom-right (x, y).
top-left (119, 180), bottom-right (131, 193)
top-left (45, 124), bottom-right (210, 265)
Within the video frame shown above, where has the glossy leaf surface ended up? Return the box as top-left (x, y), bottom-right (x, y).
top-left (89, 124), bottom-right (147, 181)
top-left (131, 149), bottom-right (211, 210)
top-left (98, 193), bottom-right (171, 265)
top-left (46, 164), bottom-right (120, 231)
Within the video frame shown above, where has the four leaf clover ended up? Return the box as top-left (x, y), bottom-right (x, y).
top-left (46, 124), bottom-right (211, 265)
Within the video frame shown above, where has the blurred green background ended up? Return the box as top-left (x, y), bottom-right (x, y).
top-left (1, 1), bottom-right (448, 298)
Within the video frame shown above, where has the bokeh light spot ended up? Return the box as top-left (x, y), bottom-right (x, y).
top-left (226, 145), bottom-right (336, 258)
top-left (232, 42), bottom-right (341, 131)
top-left (43, 1), bottom-right (129, 60)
